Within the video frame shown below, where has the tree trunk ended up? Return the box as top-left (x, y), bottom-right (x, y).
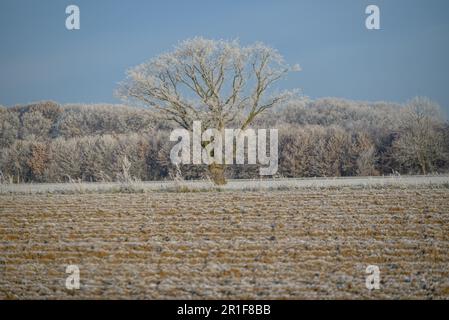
top-left (420, 162), bottom-right (427, 175)
top-left (417, 152), bottom-right (427, 175)
top-left (208, 163), bottom-right (227, 185)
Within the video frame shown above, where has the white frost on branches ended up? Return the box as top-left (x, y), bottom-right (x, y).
top-left (117, 37), bottom-right (300, 130)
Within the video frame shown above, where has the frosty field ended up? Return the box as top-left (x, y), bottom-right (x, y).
top-left (1, 182), bottom-right (449, 299)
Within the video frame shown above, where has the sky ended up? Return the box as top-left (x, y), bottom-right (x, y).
top-left (1, 0), bottom-right (449, 114)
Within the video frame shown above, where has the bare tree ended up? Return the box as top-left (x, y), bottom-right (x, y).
top-left (0, 107), bottom-right (20, 148)
top-left (117, 37), bottom-right (300, 184)
top-left (393, 97), bottom-right (446, 174)
top-left (3, 97), bottom-right (446, 183)
top-left (354, 132), bottom-right (378, 176)
top-left (21, 110), bottom-right (53, 140)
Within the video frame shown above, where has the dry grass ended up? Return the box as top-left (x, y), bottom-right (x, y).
top-left (1, 175), bottom-right (449, 194)
top-left (0, 186), bottom-right (448, 299)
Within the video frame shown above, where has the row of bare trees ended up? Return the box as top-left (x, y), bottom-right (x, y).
top-left (1, 39), bottom-right (447, 184)
top-left (0, 96), bottom-right (447, 183)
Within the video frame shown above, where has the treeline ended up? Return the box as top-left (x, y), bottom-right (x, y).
top-left (0, 98), bottom-right (448, 183)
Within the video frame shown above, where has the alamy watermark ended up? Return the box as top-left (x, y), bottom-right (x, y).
top-left (366, 5), bottom-right (380, 30)
top-left (365, 265), bottom-right (380, 290)
top-left (64, 5), bottom-right (379, 31)
top-left (65, 264), bottom-right (80, 290)
top-left (65, 5), bottom-right (80, 30)
top-left (169, 121), bottom-right (278, 176)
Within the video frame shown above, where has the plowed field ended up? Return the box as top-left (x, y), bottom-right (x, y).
top-left (1, 187), bottom-right (448, 299)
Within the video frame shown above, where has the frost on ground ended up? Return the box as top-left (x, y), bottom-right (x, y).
top-left (1, 185), bottom-right (448, 299)
top-left (1, 175), bottom-right (449, 194)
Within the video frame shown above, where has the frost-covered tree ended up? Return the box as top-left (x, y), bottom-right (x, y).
top-left (1, 96), bottom-right (447, 183)
top-left (393, 97), bottom-right (446, 174)
top-left (21, 110), bottom-right (53, 140)
top-left (117, 37), bottom-right (300, 184)
top-left (0, 107), bottom-right (20, 148)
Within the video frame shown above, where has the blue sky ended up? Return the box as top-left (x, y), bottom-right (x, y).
top-left (1, 0), bottom-right (449, 114)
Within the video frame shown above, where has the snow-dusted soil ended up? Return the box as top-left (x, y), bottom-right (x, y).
top-left (1, 175), bottom-right (449, 194)
top-left (1, 185), bottom-right (449, 299)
